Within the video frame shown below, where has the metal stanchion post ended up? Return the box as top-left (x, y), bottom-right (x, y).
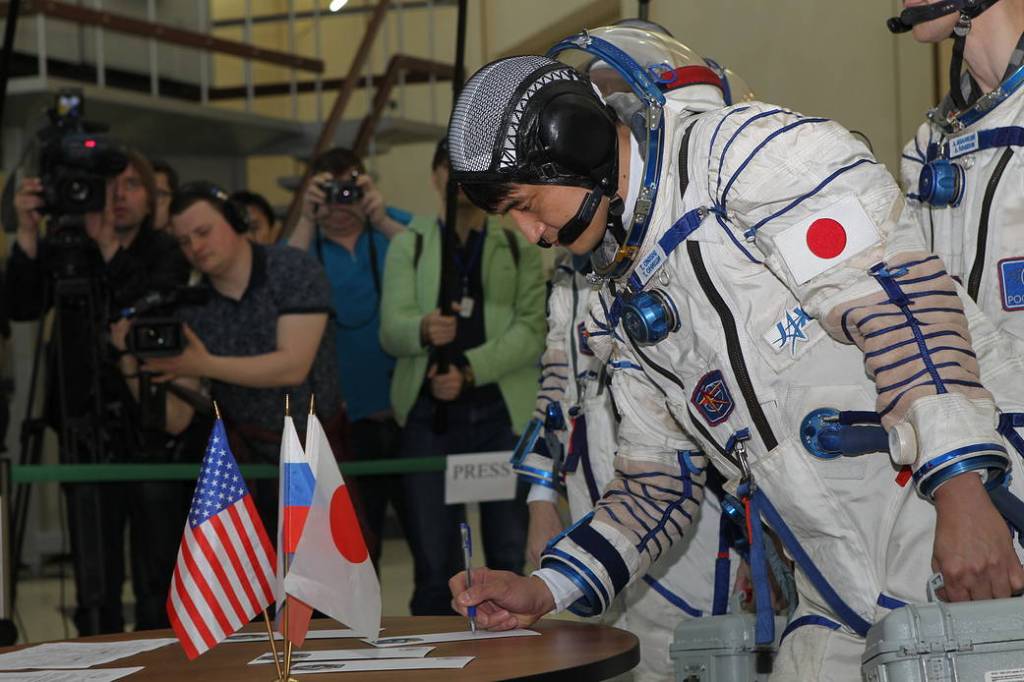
top-left (0, 459), bottom-right (18, 645)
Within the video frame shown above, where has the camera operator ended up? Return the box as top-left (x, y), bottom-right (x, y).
top-left (5, 150), bottom-right (192, 637)
top-left (149, 181), bottom-right (343, 530)
top-left (9, 149), bottom-right (189, 310)
top-left (285, 148), bottom-right (408, 570)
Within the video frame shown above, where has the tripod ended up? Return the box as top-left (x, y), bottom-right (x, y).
top-left (13, 260), bottom-right (113, 636)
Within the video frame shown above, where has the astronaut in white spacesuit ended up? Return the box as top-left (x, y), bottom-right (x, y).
top-left (446, 26), bottom-right (1024, 681)
top-left (892, 0), bottom-right (1024, 346)
top-left (516, 251), bottom-right (742, 681)
top-left (512, 35), bottom-right (755, 680)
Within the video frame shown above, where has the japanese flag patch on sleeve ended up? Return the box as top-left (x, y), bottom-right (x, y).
top-left (773, 195), bottom-right (881, 285)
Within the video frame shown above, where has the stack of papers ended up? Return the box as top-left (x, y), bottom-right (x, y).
top-left (249, 647), bottom-right (435, 664)
top-left (291, 658), bottom-right (474, 674)
top-left (224, 628), bottom-right (372, 643)
top-left (0, 640), bottom-right (176, 671)
top-left (246, 628), bottom-right (541, 674)
top-left (364, 629), bottom-right (540, 648)
top-left (0, 670), bottom-right (143, 682)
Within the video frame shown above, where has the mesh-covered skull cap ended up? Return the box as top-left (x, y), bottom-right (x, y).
top-left (448, 55), bottom-right (612, 190)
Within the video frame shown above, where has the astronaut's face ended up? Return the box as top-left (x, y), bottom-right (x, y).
top-left (502, 184), bottom-right (610, 254)
top-left (904, 0), bottom-right (959, 43)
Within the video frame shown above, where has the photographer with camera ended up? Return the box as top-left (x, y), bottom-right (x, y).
top-left (148, 181), bottom-right (343, 530)
top-left (285, 148), bottom-right (409, 570)
top-left (6, 147), bottom-right (193, 637)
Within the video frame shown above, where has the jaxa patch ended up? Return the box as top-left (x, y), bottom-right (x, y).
top-left (998, 258), bottom-right (1024, 311)
top-left (577, 321), bottom-right (594, 356)
top-left (762, 306), bottom-right (824, 356)
top-left (690, 370), bottom-right (735, 426)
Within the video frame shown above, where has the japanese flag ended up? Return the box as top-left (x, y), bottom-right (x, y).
top-left (283, 415), bottom-right (381, 640)
top-left (774, 195), bottom-right (881, 285)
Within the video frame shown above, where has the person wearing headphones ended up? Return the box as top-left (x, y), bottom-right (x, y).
top-left (146, 181), bottom-right (343, 528)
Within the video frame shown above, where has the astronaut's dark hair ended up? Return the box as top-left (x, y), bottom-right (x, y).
top-left (461, 181), bottom-right (516, 215)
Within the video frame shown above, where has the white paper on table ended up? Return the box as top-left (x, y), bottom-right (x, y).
top-left (249, 646), bottom-right (434, 665)
top-left (224, 628), bottom-right (379, 643)
top-left (0, 640), bottom-right (176, 670)
top-left (363, 629), bottom-right (540, 648)
top-left (291, 656), bottom-right (475, 674)
top-left (0, 666), bottom-right (144, 680)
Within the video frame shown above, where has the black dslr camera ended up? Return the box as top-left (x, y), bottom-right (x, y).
top-left (319, 171), bottom-right (363, 205)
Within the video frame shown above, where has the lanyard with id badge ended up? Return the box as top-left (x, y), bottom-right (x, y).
top-left (445, 219), bottom-right (485, 319)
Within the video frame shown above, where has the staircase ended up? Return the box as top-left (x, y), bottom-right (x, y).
top-left (1, 0), bottom-right (455, 193)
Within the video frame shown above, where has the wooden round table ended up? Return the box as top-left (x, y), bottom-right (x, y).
top-left (1, 616), bottom-right (640, 681)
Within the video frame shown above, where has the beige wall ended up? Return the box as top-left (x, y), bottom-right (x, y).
top-left (208, 0), bottom-right (626, 218)
top-left (636, 0), bottom-right (937, 175)
top-left (209, 0), bottom-right (487, 218)
top-left (203, 1), bottom-right (942, 212)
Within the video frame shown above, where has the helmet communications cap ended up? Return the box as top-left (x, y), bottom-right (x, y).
top-left (447, 55), bottom-right (619, 213)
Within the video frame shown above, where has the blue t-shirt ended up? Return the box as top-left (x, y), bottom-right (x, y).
top-left (315, 229), bottom-right (395, 422)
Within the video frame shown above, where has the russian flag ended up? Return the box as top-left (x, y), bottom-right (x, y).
top-left (276, 414), bottom-right (315, 645)
top-left (284, 414), bottom-right (381, 641)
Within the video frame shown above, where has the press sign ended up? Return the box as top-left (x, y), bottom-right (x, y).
top-left (444, 451), bottom-right (517, 505)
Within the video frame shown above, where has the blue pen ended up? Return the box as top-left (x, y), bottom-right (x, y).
top-left (460, 522), bottom-right (477, 633)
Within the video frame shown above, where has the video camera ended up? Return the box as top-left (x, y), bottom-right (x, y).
top-left (319, 170), bottom-right (364, 205)
top-left (119, 286), bottom-right (211, 359)
top-left (35, 90), bottom-right (127, 273)
top-left (118, 286), bottom-right (209, 432)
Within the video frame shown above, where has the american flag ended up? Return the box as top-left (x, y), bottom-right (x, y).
top-left (167, 419), bottom-right (277, 660)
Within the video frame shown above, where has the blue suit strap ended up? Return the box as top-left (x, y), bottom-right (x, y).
top-left (998, 412), bottom-right (1024, 459)
top-left (779, 614), bottom-right (841, 644)
top-left (746, 491), bottom-right (776, 645)
top-left (712, 513), bottom-right (732, 616)
top-left (752, 489), bottom-right (873, 637)
top-left (940, 126), bottom-right (1024, 159)
top-left (626, 207), bottom-right (708, 293)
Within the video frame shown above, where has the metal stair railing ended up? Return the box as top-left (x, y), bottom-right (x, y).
top-left (1, 0), bottom-right (325, 111)
top-left (352, 54), bottom-right (454, 157)
top-left (281, 0), bottom-right (391, 236)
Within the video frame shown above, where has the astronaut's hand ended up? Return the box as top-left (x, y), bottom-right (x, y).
top-left (932, 473), bottom-right (1024, 601)
top-left (449, 569), bottom-right (554, 631)
top-left (527, 501), bottom-right (563, 568)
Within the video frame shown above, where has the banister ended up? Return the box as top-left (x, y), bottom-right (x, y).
top-left (282, 0), bottom-right (390, 235)
top-left (3, 0), bottom-right (324, 73)
top-left (353, 54), bottom-right (455, 157)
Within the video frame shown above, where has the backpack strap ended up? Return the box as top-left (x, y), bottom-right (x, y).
top-left (503, 228), bottom-right (520, 268)
top-left (413, 232), bottom-right (424, 269)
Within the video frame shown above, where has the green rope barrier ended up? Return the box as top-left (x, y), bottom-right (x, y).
top-left (11, 456), bottom-right (449, 484)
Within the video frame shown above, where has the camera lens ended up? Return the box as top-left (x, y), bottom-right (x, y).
top-left (67, 179), bottom-right (91, 204)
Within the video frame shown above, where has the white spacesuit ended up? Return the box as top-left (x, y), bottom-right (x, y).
top-left (898, 20), bottom-right (1024, 351)
top-left (447, 27), bottom-right (1024, 681)
top-left (514, 252), bottom-right (739, 680)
